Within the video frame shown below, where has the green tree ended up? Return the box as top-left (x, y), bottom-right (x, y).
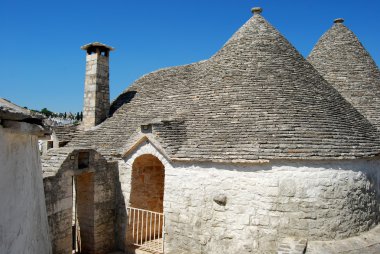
top-left (40, 108), bottom-right (53, 117)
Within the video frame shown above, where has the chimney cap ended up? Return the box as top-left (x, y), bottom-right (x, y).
top-left (334, 18), bottom-right (345, 24)
top-left (251, 7), bottom-right (263, 15)
top-left (81, 42), bottom-right (115, 51)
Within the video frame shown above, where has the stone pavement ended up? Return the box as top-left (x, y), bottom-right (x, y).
top-left (110, 225), bottom-right (380, 254)
top-left (306, 224), bottom-right (380, 253)
top-left (109, 248), bottom-right (157, 254)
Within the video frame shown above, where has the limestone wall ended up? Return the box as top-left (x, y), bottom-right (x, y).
top-left (0, 127), bottom-right (52, 254)
top-left (42, 149), bottom-right (117, 254)
top-left (119, 142), bottom-right (380, 253)
top-left (164, 159), bottom-right (379, 253)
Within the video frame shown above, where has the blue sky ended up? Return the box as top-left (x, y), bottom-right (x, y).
top-left (1, 0), bottom-right (379, 113)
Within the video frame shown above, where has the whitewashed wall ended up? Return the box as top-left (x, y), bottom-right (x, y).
top-left (119, 141), bottom-right (380, 253)
top-left (0, 126), bottom-right (51, 254)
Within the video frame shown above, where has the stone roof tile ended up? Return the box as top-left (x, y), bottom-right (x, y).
top-left (0, 98), bottom-right (44, 121)
top-left (68, 13), bottom-right (380, 161)
top-left (53, 125), bottom-right (81, 142)
top-left (308, 21), bottom-right (380, 130)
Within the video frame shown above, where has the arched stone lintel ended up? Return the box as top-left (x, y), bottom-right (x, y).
top-left (123, 135), bottom-right (172, 170)
top-left (42, 147), bottom-right (108, 178)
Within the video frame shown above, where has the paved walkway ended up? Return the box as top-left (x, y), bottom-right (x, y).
top-left (111, 226), bottom-right (380, 254)
top-left (306, 225), bottom-right (380, 254)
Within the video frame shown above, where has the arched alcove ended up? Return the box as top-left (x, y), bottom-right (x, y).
top-left (130, 154), bottom-right (165, 212)
top-left (127, 153), bottom-right (165, 253)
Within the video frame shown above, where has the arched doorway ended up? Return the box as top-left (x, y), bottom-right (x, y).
top-left (127, 154), bottom-right (165, 253)
top-left (42, 148), bottom-right (116, 254)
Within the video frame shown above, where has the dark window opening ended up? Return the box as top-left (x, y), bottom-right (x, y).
top-left (141, 124), bottom-right (152, 133)
top-left (47, 141), bottom-right (53, 150)
top-left (59, 141), bottom-right (69, 147)
top-left (78, 152), bottom-right (89, 169)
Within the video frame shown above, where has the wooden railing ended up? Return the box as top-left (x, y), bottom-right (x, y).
top-left (127, 207), bottom-right (164, 253)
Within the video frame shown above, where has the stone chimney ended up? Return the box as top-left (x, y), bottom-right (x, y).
top-left (81, 42), bottom-right (114, 130)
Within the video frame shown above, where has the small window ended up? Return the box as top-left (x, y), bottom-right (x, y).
top-left (78, 152), bottom-right (89, 169)
top-left (47, 141), bottom-right (53, 150)
top-left (141, 124), bottom-right (152, 133)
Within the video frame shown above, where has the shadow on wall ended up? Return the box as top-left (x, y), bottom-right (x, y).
top-left (109, 91), bottom-right (137, 117)
top-left (115, 163), bottom-right (127, 252)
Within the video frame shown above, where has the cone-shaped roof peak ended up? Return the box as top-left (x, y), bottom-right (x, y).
top-left (308, 21), bottom-right (380, 130)
top-left (211, 13), bottom-right (293, 62)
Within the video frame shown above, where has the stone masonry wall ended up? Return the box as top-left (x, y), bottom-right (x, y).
top-left (83, 53), bottom-right (110, 130)
top-left (44, 169), bottom-right (72, 254)
top-left (164, 159), bottom-right (379, 253)
top-left (119, 142), bottom-right (380, 254)
top-left (0, 127), bottom-right (52, 254)
top-left (43, 149), bottom-right (117, 254)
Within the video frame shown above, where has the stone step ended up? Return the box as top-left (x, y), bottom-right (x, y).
top-left (135, 249), bottom-right (156, 254)
top-left (278, 238), bottom-right (307, 254)
top-left (113, 245), bottom-right (161, 254)
top-left (306, 224), bottom-right (380, 253)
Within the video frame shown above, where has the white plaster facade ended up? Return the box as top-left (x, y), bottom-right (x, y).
top-left (119, 140), bottom-right (380, 253)
top-left (0, 124), bottom-right (52, 254)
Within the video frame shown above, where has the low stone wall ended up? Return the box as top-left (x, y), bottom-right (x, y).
top-left (42, 148), bottom-right (117, 254)
top-left (119, 142), bottom-right (380, 254)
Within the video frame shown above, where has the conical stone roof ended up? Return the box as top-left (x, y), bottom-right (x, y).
top-left (69, 11), bottom-right (380, 162)
top-left (308, 20), bottom-right (380, 130)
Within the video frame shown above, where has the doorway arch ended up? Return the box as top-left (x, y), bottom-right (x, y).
top-left (42, 148), bottom-right (117, 254)
top-left (130, 154), bottom-right (165, 212)
top-left (127, 153), bottom-right (165, 253)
